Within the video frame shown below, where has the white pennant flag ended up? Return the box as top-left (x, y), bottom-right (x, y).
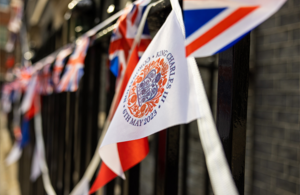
top-left (99, 0), bottom-right (240, 194)
top-left (100, 10), bottom-right (201, 176)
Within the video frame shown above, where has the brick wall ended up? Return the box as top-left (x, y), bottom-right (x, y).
top-left (252, 0), bottom-right (300, 194)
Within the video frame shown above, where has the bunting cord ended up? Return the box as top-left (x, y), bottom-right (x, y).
top-left (169, 0), bottom-right (239, 194)
top-left (30, 10), bottom-right (125, 73)
top-left (85, 10), bottom-right (124, 37)
top-left (69, 1), bottom-right (164, 194)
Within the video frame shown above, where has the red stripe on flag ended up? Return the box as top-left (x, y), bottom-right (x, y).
top-left (118, 137), bottom-right (149, 171)
top-left (25, 95), bottom-right (40, 120)
top-left (89, 162), bottom-right (117, 194)
top-left (112, 45), bottom-right (140, 117)
top-left (138, 39), bottom-right (152, 52)
top-left (185, 6), bottom-right (258, 57)
top-left (109, 39), bottom-right (134, 54)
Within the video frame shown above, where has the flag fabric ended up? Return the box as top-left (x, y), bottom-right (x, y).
top-left (6, 75), bottom-right (38, 166)
top-left (19, 75), bottom-right (39, 148)
top-left (184, 0), bottom-right (286, 57)
top-left (109, 0), bottom-right (152, 82)
top-left (19, 75), bottom-right (40, 148)
top-left (52, 46), bottom-right (73, 90)
top-left (20, 74), bottom-right (37, 114)
top-left (19, 118), bottom-right (30, 147)
top-left (98, 10), bottom-right (201, 179)
top-left (37, 56), bottom-right (55, 95)
top-left (57, 36), bottom-right (90, 92)
top-left (16, 66), bottom-right (34, 92)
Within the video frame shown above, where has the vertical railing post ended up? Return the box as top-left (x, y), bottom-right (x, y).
top-left (216, 34), bottom-right (250, 195)
top-left (127, 164), bottom-right (140, 195)
top-left (154, 126), bottom-right (181, 195)
top-left (104, 71), bottom-right (117, 195)
top-left (164, 126), bottom-right (180, 194)
top-left (154, 130), bottom-right (167, 195)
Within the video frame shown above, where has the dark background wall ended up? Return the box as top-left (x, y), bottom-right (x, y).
top-left (251, 0), bottom-right (300, 194)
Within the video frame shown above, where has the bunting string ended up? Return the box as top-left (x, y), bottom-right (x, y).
top-left (1, 0), bottom-right (286, 194)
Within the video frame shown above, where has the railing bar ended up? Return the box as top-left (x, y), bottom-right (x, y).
top-left (216, 34), bottom-right (250, 195)
top-left (181, 124), bottom-right (189, 195)
top-left (164, 126), bottom-right (180, 195)
top-left (154, 130), bottom-right (167, 195)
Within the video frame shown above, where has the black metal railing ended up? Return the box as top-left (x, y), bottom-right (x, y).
top-left (12, 0), bottom-right (249, 194)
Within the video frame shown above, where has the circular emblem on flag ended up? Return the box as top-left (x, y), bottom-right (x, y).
top-left (127, 58), bottom-right (168, 118)
top-left (122, 50), bottom-right (176, 126)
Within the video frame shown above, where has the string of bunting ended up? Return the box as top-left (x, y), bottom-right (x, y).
top-left (1, 0), bottom-right (286, 195)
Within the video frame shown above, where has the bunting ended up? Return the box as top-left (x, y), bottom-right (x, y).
top-left (57, 36), bottom-right (90, 92)
top-left (37, 56), bottom-right (55, 95)
top-left (52, 46), bottom-right (73, 90)
top-left (184, 0), bottom-right (286, 57)
top-left (0, 1), bottom-right (287, 194)
top-left (109, 0), bottom-right (152, 84)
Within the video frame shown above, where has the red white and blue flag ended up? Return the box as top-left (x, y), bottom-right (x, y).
top-left (52, 46), bottom-right (73, 90)
top-left (37, 56), bottom-right (56, 95)
top-left (109, 0), bottom-right (152, 83)
top-left (57, 36), bottom-right (90, 92)
top-left (16, 66), bottom-right (34, 92)
top-left (184, 0), bottom-right (286, 57)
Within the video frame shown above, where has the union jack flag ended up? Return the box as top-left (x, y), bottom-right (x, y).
top-left (57, 36), bottom-right (90, 92)
top-left (37, 56), bottom-right (55, 95)
top-left (184, 0), bottom-right (286, 57)
top-left (14, 66), bottom-right (34, 92)
top-left (52, 46), bottom-right (73, 90)
top-left (109, 0), bottom-right (152, 82)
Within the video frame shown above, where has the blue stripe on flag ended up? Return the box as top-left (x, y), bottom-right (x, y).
top-left (214, 31), bottom-right (250, 54)
top-left (184, 8), bottom-right (227, 38)
top-left (20, 119), bottom-right (30, 148)
top-left (110, 57), bottom-right (119, 77)
top-left (130, 4), bottom-right (136, 14)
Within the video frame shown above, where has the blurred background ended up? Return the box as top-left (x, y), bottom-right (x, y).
top-left (0, 0), bottom-right (299, 195)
